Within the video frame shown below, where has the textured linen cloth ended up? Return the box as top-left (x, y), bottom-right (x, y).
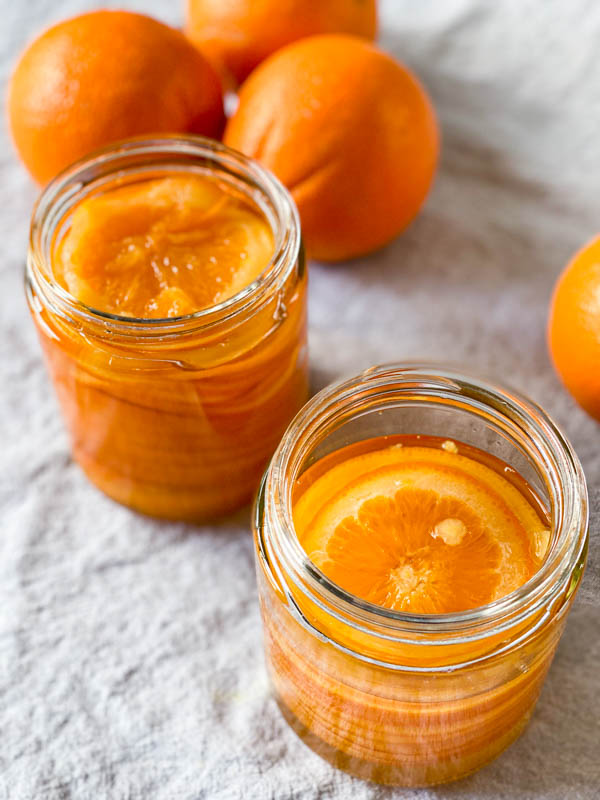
top-left (1, 1), bottom-right (599, 798)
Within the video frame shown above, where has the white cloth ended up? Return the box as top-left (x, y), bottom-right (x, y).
top-left (1, 1), bottom-right (598, 797)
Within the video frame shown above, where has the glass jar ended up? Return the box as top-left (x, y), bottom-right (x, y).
top-left (253, 364), bottom-right (588, 787)
top-left (26, 136), bottom-right (307, 520)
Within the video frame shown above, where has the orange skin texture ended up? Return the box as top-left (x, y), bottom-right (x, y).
top-left (224, 34), bottom-right (439, 262)
top-left (7, 10), bottom-right (224, 184)
top-left (185, 0), bottom-right (377, 84)
top-left (548, 235), bottom-right (600, 420)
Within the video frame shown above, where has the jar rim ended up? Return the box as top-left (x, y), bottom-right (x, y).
top-left (259, 363), bottom-right (588, 644)
top-left (26, 135), bottom-right (301, 338)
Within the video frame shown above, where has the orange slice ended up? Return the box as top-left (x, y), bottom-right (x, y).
top-left (295, 444), bottom-right (548, 614)
top-left (55, 174), bottom-right (274, 319)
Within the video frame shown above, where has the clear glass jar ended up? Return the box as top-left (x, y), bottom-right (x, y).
top-left (253, 364), bottom-right (588, 787)
top-left (26, 136), bottom-right (308, 520)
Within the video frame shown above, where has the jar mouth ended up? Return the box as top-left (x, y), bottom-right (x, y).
top-left (260, 363), bottom-right (588, 639)
top-left (26, 135), bottom-right (301, 337)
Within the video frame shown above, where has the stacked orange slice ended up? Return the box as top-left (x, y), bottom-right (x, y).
top-left (294, 441), bottom-right (549, 614)
top-left (55, 174), bottom-right (274, 319)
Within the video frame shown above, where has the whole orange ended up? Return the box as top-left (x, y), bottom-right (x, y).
top-left (8, 11), bottom-right (224, 184)
top-left (224, 34), bottom-right (439, 262)
top-left (548, 235), bottom-right (600, 420)
top-left (185, 0), bottom-right (377, 84)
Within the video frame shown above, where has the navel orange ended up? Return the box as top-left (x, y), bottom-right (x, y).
top-left (224, 35), bottom-right (438, 262)
top-left (8, 11), bottom-right (224, 184)
top-left (548, 235), bottom-right (600, 420)
top-left (186, 0), bottom-right (377, 84)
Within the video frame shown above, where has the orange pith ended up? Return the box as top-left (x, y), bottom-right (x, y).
top-left (55, 174), bottom-right (274, 319)
top-left (295, 440), bottom-right (548, 615)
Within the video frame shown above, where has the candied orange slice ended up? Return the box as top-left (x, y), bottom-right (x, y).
top-left (296, 444), bottom-right (548, 614)
top-left (55, 174), bottom-right (274, 319)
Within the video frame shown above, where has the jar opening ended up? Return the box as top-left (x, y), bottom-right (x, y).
top-left (259, 364), bottom-right (588, 643)
top-left (26, 135), bottom-right (301, 337)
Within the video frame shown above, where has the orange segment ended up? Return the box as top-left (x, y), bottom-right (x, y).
top-left (296, 444), bottom-right (548, 614)
top-left (55, 175), bottom-right (274, 319)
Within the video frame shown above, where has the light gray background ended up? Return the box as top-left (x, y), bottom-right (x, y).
top-left (1, 1), bottom-right (598, 798)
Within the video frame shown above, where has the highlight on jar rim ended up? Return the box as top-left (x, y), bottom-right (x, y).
top-left (253, 363), bottom-right (588, 786)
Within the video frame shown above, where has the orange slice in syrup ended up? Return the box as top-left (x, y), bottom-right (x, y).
top-left (55, 174), bottom-right (274, 319)
top-left (295, 444), bottom-right (548, 615)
